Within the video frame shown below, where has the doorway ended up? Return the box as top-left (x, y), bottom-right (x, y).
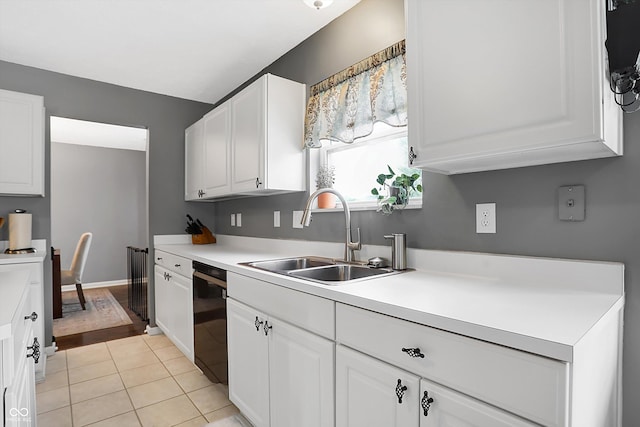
top-left (49, 116), bottom-right (149, 349)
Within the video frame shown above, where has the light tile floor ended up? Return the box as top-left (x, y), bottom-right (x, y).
top-left (37, 334), bottom-right (243, 427)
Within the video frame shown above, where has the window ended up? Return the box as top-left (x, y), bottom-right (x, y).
top-left (310, 123), bottom-right (422, 211)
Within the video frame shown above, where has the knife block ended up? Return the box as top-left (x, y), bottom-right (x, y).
top-left (192, 226), bottom-right (216, 244)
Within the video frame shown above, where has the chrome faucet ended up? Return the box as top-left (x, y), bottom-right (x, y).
top-left (301, 188), bottom-right (361, 263)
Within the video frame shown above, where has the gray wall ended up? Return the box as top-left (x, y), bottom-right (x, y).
top-left (0, 61), bottom-right (214, 345)
top-left (212, 0), bottom-right (640, 425)
top-left (51, 142), bottom-right (147, 283)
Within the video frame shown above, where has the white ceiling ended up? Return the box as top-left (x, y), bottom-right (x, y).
top-left (0, 0), bottom-right (360, 104)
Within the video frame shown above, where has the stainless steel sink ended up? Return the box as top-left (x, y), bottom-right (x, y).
top-left (242, 256), bottom-right (402, 285)
top-left (288, 264), bottom-right (397, 283)
top-left (244, 256), bottom-right (335, 272)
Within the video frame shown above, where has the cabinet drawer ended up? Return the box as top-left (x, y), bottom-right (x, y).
top-left (154, 250), bottom-right (192, 277)
top-left (228, 272), bottom-right (335, 340)
top-left (336, 303), bottom-right (568, 427)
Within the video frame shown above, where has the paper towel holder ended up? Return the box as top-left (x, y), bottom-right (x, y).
top-left (4, 209), bottom-right (37, 254)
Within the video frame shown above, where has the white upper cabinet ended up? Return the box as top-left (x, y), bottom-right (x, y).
top-left (231, 74), bottom-right (306, 195)
top-left (185, 73), bottom-right (305, 200)
top-left (185, 102), bottom-right (232, 200)
top-left (185, 119), bottom-right (205, 200)
top-left (405, 0), bottom-right (623, 174)
top-left (0, 89), bottom-right (45, 196)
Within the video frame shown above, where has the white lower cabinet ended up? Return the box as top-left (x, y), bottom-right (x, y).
top-left (336, 345), bottom-right (419, 427)
top-left (227, 298), bottom-right (270, 427)
top-left (154, 259), bottom-right (194, 361)
top-left (419, 379), bottom-right (536, 427)
top-left (227, 272), bottom-right (335, 427)
top-left (1, 271), bottom-right (37, 427)
top-left (0, 261), bottom-right (46, 383)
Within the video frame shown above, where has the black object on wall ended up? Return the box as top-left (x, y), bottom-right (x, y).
top-left (606, 0), bottom-right (640, 112)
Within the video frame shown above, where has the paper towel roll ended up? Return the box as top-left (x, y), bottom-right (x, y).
top-left (9, 212), bottom-right (32, 250)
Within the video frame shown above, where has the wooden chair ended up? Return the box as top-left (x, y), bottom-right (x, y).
top-left (60, 232), bottom-right (93, 310)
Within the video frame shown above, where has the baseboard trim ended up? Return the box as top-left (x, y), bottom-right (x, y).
top-left (145, 325), bottom-right (163, 336)
top-left (61, 279), bottom-right (127, 292)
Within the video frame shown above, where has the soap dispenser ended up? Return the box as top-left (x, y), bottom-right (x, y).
top-left (384, 233), bottom-right (407, 270)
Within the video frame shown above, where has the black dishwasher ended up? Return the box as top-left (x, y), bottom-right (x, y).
top-left (192, 261), bottom-right (227, 384)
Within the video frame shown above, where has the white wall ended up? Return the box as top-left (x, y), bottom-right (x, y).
top-left (51, 141), bottom-right (147, 284)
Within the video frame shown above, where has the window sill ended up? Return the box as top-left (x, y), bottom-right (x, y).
top-left (311, 201), bottom-right (422, 213)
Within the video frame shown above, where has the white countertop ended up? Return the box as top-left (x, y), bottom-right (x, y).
top-left (155, 235), bottom-right (624, 362)
top-left (0, 239), bottom-right (47, 265)
top-left (0, 270), bottom-right (31, 340)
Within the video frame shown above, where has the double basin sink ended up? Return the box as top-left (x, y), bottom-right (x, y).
top-left (242, 256), bottom-right (401, 285)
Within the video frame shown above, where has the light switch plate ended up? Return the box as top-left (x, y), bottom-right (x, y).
top-left (230, 214), bottom-right (236, 227)
top-left (558, 185), bottom-right (585, 221)
top-left (236, 213), bottom-right (242, 227)
top-left (274, 211), bottom-right (280, 228)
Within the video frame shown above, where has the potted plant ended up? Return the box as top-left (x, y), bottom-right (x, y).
top-left (371, 165), bottom-right (423, 215)
top-left (316, 164), bottom-right (336, 208)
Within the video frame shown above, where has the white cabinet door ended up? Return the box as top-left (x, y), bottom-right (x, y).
top-left (0, 262), bottom-right (45, 382)
top-left (202, 102), bottom-right (231, 197)
top-left (269, 317), bottom-right (334, 427)
top-left (5, 329), bottom-right (36, 427)
top-left (336, 345), bottom-right (419, 427)
top-left (168, 271), bottom-right (194, 362)
top-left (406, 0), bottom-right (621, 174)
top-left (0, 89), bottom-right (44, 196)
top-left (227, 298), bottom-right (270, 427)
top-left (419, 379), bottom-right (537, 427)
top-left (185, 120), bottom-right (204, 201)
top-left (154, 266), bottom-right (171, 335)
top-left (231, 77), bottom-right (265, 193)
top-left (154, 265), bottom-right (193, 361)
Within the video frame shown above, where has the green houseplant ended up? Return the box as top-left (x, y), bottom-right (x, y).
top-left (371, 165), bottom-right (422, 215)
top-left (316, 164), bottom-right (336, 208)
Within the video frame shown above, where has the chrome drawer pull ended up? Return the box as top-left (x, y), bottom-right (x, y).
top-left (421, 391), bottom-right (434, 416)
top-left (402, 347), bottom-right (425, 358)
top-left (24, 312), bottom-right (38, 322)
top-left (395, 379), bottom-right (407, 404)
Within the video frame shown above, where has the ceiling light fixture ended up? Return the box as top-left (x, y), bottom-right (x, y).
top-left (303, 0), bottom-right (334, 10)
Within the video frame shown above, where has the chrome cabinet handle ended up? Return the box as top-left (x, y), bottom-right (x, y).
top-left (421, 391), bottom-right (434, 416)
top-left (263, 320), bottom-right (272, 336)
top-left (395, 379), bottom-right (407, 404)
top-left (255, 316), bottom-right (264, 332)
top-left (27, 337), bottom-right (40, 363)
top-left (24, 312), bottom-right (38, 322)
top-left (256, 178), bottom-right (262, 188)
top-left (157, 257), bottom-right (163, 261)
top-left (402, 347), bottom-right (425, 359)
top-left (175, 264), bottom-right (181, 267)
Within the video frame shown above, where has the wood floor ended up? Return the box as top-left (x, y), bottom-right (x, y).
top-left (54, 285), bottom-right (149, 351)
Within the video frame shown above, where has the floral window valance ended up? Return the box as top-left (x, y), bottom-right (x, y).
top-left (304, 40), bottom-right (407, 148)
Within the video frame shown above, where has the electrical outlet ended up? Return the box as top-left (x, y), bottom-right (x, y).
top-left (230, 214), bottom-right (236, 227)
top-left (274, 211), bottom-right (280, 228)
top-left (236, 213), bottom-right (242, 227)
top-left (292, 211), bottom-right (304, 229)
top-left (476, 203), bottom-right (496, 233)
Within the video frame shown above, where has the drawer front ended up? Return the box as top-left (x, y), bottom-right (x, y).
top-left (154, 250), bottom-right (192, 277)
top-left (0, 263), bottom-right (41, 284)
top-left (336, 303), bottom-right (568, 427)
top-left (228, 272), bottom-right (335, 340)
